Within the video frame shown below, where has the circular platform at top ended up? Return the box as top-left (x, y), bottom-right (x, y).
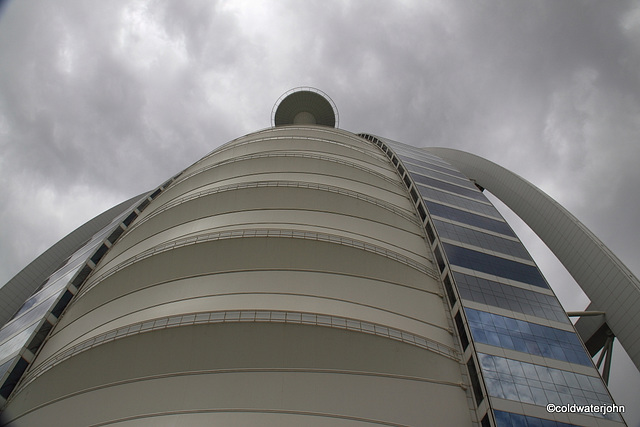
top-left (271, 87), bottom-right (339, 128)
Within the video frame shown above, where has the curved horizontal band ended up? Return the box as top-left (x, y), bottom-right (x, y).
top-left (18, 309), bottom-right (459, 393)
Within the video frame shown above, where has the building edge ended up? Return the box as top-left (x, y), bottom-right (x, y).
top-left (0, 194), bottom-right (146, 327)
top-left (424, 147), bottom-right (640, 373)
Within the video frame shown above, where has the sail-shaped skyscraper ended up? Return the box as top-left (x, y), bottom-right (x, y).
top-left (0, 88), bottom-right (636, 426)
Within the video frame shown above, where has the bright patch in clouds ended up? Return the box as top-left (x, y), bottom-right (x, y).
top-left (1, 1), bottom-right (639, 424)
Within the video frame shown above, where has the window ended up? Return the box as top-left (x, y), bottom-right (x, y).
top-left (455, 312), bottom-right (469, 350)
top-left (443, 274), bottom-right (457, 307)
top-left (467, 358), bottom-right (484, 406)
top-left (434, 246), bottom-right (447, 273)
top-left (453, 271), bottom-right (568, 323)
top-left (443, 243), bottom-right (548, 288)
top-left (417, 204), bottom-right (427, 222)
top-left (465, 308), bottom-right (591, 365)
top-left (478, 353), bottom-right (616, 420)
top-left (425, 221), bottom-right (436, 244)
top-left (426, 201), bottom-right (514, 237)
top-left (433, 219), bottom-right (530, 260)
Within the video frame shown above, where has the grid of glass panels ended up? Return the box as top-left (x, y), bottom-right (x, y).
top-left (494, 411), bottom-right (578, 427)
top-left (400, 155), bottom-right (469, 178)
top-left (466, 309), bottom-right (591, 366)
top-left (453, 271), bottom-right (569, 323)
top-left (443, 242), bottom-right (548, 288)
top-left (478, 354), bottom-right (619, 421)
top-left (9, 269), bottom-right (77, 322)
top-left (369, 136), bottom-right (618, 424)
top-left (391, 147), bottom-right (463, 171)
top-left (416, 178), bottom-right (486, 202)
top-left (403, 160), bottom-right (476, 188)
top-left (0, 195), bottom-right (147, 400)
top-left (396, 150), bottom-right (463, 168)
top-left (425, 201), bottom-right (515, 237)
top-left (0, 324), bottom-right (38, 371)
top-left (420, 186), bottom-right (502, 218)
top-left (0, 240), bottom-right (99, 366)
top-left (433, 219), bottom-right (531, 260)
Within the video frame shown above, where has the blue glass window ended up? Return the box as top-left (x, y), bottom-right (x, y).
top-left (426, 201), bottom-right (515, 237)
top-left (0, 295), bottom-right (58, 346)
top-left (402, 158), bottom-right (471, 183)
top-left (406, 166), bottom-right (477, 191)
top-left (393, 149), bottom-right (461, 171)
top-left (414, 177), bottom-right (486, 201)
top-left (443, 243), bottom-right (548, 288)
top-left (453, 271), bottom-right (568, 323)
top-left (466, 309), bottom-right (591, 365)
top-left (494, 410), bottom-right (579, 427)
top-left (0, 324), bottom-right (38, 362)
top-left (478, 354), bottom-right (618, 421)
top-left (420, 187), bottom-right (502, 219)
top-left (433, 219), bottom-right (530, 260)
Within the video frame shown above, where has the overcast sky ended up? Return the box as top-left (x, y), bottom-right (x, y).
top-left (1, 0), bottom-right (639, 424)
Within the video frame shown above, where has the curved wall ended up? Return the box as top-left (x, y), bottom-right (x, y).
top-left (3, 127), bottom-right (472, 426)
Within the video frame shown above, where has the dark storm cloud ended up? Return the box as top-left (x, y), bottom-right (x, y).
top-left (1, 0), bottom-right (639, 424)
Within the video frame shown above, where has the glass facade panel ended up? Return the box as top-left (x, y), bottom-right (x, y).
top-left (466, 309), bottom-right (591, 365)
top-left (433, 219), bottom-right (530, 260)
top-left (478, 354), bottom-right (618, 421)
top-left (415, 178), bottom-right (486, 201)
top-left (369, 136), bottom-right (623, 424)
top-left (453, 271), bottom-right (568, 323)
top-left (420, 186), bottom-right (501, 218)
top-left (9, 266), bottom-right (79, 321)
top-left (494, 410), bottom-right (579, 427)
top-left (401, 154), bottom-right (468, 175)
top-left (426, 201), bottom-right (515, 237)
top-left (0, 324), bottom-right (38, 363)
top-left (35, 259), bottom-right (76, 292)
top-left (395, 150), bottom-right (462, 172)
top-left (0, 294), bottom-right (57, 345)
top-left (443, 243), bottom-right (548, 288)
top-left (404, 161), bottom-right (474, 187)
top-left (0, 193), bottom-right (149, 404)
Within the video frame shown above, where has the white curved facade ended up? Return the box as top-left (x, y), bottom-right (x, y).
top-left (2, 126), bottom-right (473, 426)
top-left (1, 89), bottom-right (632, 426)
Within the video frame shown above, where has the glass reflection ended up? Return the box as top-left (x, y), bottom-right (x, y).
top-left (478, 353), bottom-right (618, 420)
top-left (466, 308), bottom-right (591, 365)
top-left (444, 243), bottom-right (548, 288)
top-left (0, 324), bottom-right (38, 362)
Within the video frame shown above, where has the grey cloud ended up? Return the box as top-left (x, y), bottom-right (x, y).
top-left (1, 0), bottom-right (639, 424)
